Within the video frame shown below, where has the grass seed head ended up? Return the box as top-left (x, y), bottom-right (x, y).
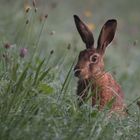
top-left (33, 0), bottom-right (36, 7)
top-left (67, 44), bottom-right (71, 50)
top-left (25, 7), bottom-right (31, 13)
top-left (50, 31), bottom-right (55, 36)
top-left (4, 43), bottom-right (11, 49)
top-left (26, 19), bottom-right (29, 24)
top-left (45, 14), bottom-right (48, 19)
top-left (137, 100), bottom-right (140, 108)
top-left (35, 8), bottom-right (37, 13)
top-left (50, 50), bottom-right (54, 55)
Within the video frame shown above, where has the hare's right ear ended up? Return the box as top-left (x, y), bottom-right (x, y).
top-left (97, 19), bottom-right (117, 54)
top-left (74, 15), bottom-right (94, 49)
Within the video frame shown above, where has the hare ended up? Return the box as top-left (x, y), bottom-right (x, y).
top-left (73, 15), bottom-right (126, 113)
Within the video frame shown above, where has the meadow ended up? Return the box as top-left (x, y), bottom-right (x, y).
top-left (0, 0), bottom-right (140, 139)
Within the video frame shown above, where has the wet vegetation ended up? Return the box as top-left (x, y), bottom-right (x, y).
top-left (0, 0), bottom-right (140, 139)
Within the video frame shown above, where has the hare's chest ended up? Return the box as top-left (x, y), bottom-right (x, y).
top-left (91, 73), bottom-right (121, 107)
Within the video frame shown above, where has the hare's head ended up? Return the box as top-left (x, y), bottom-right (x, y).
top-left (74, 15), bottom-right (117, 80)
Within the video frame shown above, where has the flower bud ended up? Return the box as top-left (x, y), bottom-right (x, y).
top-left (67, 44), bottom-right (71, 50)
top-left (50, 30), bottom-right (55, 36)
top-left (4, 43), bottom-right (11, 49)
top-left (50, 50), bottom-right (54, 55)
top-left (33, 0), bottom-right (36, 7)
top-left (45, 14), bottom-right (48, 19)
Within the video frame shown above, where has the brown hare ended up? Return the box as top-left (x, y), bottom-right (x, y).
top-left (73, 15), bottom-right (126, 113)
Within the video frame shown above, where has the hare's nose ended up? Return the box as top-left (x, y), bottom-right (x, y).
top-left (74, 69), bottom-right (81, 77)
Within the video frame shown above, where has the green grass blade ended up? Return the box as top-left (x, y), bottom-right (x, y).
top-left (33, 58), bottom-right (45, 86)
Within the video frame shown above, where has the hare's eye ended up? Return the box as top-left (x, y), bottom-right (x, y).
top-left (90, 55), bottom-right (98, 63)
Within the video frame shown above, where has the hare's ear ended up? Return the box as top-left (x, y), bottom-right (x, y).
top-left (74, 15), bottom-right (94, 49)
top-left (97, 19), bottom-right (117, 54)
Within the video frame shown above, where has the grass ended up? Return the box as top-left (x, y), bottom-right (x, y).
top-left (0, 0), bottom-right (140, 140)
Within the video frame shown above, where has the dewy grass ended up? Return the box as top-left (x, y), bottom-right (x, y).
top-left (33, 58), bottom-right (45, 86)
top-left (0, 1), bottom-right (140, 140)
top-left (30, 14), bottom-right (48, 61)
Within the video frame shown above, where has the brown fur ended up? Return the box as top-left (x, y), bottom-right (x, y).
top-left (73, 15), bottom-right (126, 113)
top-left (76, 72), bottom-right (125, 112)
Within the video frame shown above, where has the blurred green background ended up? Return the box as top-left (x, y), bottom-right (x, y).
top-left (2, 0), bottom-right (139, 100)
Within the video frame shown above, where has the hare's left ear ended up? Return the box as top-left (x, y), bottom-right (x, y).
top-left (97, 19), bottom-right (117, 54)
top-left (74, 15), bottom-right (94, 49)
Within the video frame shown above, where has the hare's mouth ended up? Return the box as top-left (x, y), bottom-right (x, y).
top-left (74, 69), bottom-right (81, 77)
top-left (74, 69), bottom-right (89, 80)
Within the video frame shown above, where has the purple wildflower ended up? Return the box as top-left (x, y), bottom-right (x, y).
top-left (20, 48), bottom-right (28, 58)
